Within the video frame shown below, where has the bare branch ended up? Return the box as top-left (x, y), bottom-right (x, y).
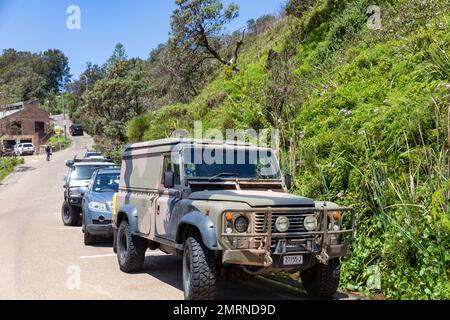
top-left (230, 28), bottom-right (246, 67)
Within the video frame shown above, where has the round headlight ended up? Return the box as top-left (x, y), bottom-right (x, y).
top-left (234, 216), bottom-right (249, 233)
top-left (275, 216), bottom-right (290, 232)
top-left (304, 215), bottom-right (318, 231)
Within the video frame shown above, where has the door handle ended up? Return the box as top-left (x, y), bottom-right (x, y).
top-left (157, 205), bottom-right (160, 215)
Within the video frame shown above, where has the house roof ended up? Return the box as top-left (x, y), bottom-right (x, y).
top-left (0, 102), bottom-right (24, 120)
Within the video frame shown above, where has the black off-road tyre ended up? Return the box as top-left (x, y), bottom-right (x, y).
top-left (116, 220), bottom-right (147, 273)
top-left (300, 258), bottom-right (340, 298)
top-left (183, 236), bottom-right (216, 300)
top-left (84, 231), bottom-right (96, 246)
top-left (61, 201), bottom-right (80, 226)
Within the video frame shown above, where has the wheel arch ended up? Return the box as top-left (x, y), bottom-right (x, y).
top-left (115, 204), bottom-right (139, 234)
top-left (176, 212), bottom-right (218, 250)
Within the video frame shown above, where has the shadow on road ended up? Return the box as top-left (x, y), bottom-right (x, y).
top-left (14, 166), bottom-right (36, 173)
top-left (92, 237), bottom-right (114, 248)
top-left (131, 254), bottom-right (313, 300)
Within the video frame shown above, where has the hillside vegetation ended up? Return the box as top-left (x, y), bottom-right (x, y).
top-left (0, 49), bottom-right (70, 113)
top-left (124, 0), bottom-right (450, 299)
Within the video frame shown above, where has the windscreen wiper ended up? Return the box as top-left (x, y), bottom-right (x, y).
top-left (208, 172), bottom-right (237, 182)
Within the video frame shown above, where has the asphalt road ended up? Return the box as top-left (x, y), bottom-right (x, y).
top-left (0, 118), bottom-right (357, 300)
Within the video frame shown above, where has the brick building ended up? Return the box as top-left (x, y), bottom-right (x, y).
top-left (0, 99), bottom-right (51, 147)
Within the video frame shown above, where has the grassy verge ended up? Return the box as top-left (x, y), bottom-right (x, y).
top-left (0, 157), bottom-right (25, 184)
top-left (47, 135), bottom-right (72, 151)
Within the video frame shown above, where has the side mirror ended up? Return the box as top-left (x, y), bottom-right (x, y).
top-left (76, 187), bottom-right (86, 197)
top-left (164, 171), bottom-right (175, 189)
top-left (285, 174), bottom-right (292, 190)
top-left (65, 160), bottom-right (74, 168)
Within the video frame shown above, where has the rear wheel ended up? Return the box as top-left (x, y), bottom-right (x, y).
top-left (183, 236), bottom-right (216, 300)
top-left (300, 259), bottom-right (340, 298)
top-left (116, 220), bottom-right (147, 273)
top-left (61, 201), bottom-right (80, 226)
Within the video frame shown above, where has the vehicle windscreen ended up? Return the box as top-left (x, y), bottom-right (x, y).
top-left (183, 147), bottom-right (281, 180)
top-left (70, 165), bottom-right (116, 181)
top-left (24, 144), bottom-right (33, 148)
top-left (92, 173), bottom-right (120, 193)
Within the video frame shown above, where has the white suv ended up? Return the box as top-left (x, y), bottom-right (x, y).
top-left (15, 143), bottom-right (35, 156)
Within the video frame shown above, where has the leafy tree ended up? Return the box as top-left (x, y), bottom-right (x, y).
top-left (126, 113), bottom-right (151, 142)
top-left (164, 39), bottom-right (218, 99)
top-left (107, 43), bottom-right (128, 66)
top-left (0, 48), bottom-right (70, 102)
top-left (40, 49), bottom-right (71, 93)
top-left (170, 0), bottom-right (244, 71)
top-left (81, 58), bottom-right (146, 146)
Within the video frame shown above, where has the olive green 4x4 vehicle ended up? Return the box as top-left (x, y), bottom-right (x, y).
top-left (112, 139), bottom-right (355, 300)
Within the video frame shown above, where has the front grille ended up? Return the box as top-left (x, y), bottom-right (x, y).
top-left (254, 212), bottom-right (314, 234)
top-left (93, 220), bottom-right (112, 225)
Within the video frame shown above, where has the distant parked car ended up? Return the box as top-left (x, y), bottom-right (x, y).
top-left (84, 151), bottom-right (104, 160)
top-left (62, 158), bottom-right (118, 226)
top-left (1, 144), bottom-right (15, 157)
top-left (69, 124), bottom-right (84, 136)
top-left (81, 168), bottom-right (120, 245)
top-left (14, 143), bottom-right (35, 156)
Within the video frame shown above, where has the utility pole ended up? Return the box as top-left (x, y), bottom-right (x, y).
top-left (61, 94), bottom-right (67, 141)
top-left (0, 91), bottom-right (5, 110)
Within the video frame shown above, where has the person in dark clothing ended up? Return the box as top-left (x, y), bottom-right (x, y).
top-left (45, 145), bottom-right (52, 161)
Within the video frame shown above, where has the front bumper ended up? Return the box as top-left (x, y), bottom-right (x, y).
top-left (86, 224), bottom-right (113, 236)
top-left (219, 207), bottom-right (355, 270)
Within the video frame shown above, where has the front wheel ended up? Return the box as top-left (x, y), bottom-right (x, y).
top-left (300, 258), bottom-right (340, 298)
top-left (61, 201), bottom-right (80, 226)
top-left (84, 231), bottom-right (96, 246)
top-left (116, 220), bottom-right (147, 273)
top-left (183, 237), bottom-right (216, 300)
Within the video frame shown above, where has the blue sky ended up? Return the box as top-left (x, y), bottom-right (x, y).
top-left (0, 0), bottom-right (286, 79)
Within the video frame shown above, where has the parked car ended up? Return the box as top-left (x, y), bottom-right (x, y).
top-left (112, 139), bottom-right (355, 300)
top-left (1, 144), bottom-right (15, 157)
top-left (84, 151), bottom-right (104, 160)
top-left (62, 158), bottom-right (117, 226)
top-left (81, 168), bottom-right (120, 245)
top-left (14, 143), bottom-right (35, 156)
top-left (69, 124), bottom-right (84, 136)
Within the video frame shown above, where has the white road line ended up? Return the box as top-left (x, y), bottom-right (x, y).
top-left (80, 254), bottom-right (116, 259)
top-left (79, 252), bottom-right (166, 260)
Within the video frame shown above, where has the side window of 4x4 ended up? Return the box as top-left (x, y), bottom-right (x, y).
top-left (161, 155), bottom-right (181, 187)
